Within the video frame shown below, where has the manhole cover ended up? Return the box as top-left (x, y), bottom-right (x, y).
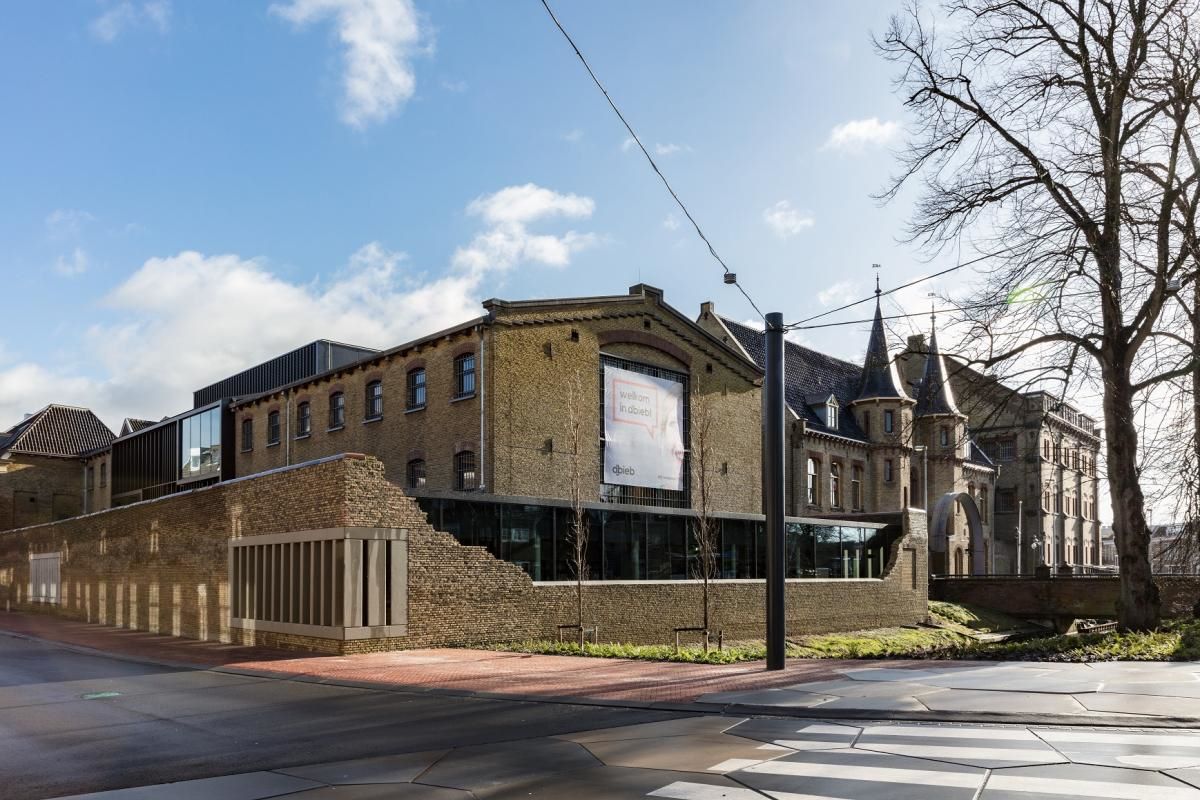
top-left (81, 691), bottom-right (122, 700)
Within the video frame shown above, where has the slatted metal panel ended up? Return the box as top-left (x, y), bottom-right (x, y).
top-left (193, 340), bottom-right (378, 408)
top-left (29, 552), bottom-right (61, 604)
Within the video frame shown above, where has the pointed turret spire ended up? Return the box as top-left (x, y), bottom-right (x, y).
top-left (914, 310), bottom-right (961, 416)
top-left (856, 274), bottom-right (910, 401)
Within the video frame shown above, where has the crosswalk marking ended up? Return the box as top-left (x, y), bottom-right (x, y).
top-left (986, 773), bottom-right (1200, 799)
top-left (741, 759), bottom-right (983, 788)
top-left (647, 780), bottom-right (768, 799)
top-left (865, 725), bottom-right (1039, 741)
top-left (706, 758), bottom-right (764, 772)
top-left (1036, 729), bottom-right (1200, 748)
top-left (855, 742), bottom-right (1062, 762)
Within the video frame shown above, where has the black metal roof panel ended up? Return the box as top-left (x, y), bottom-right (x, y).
top-left (0, 404), bottom-right (115, 458)
top-left (720, 317), bottom-right (868, 441)
top-left (193, 339), bottom-right (379, 408)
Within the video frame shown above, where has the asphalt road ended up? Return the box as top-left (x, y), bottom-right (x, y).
top-left (0, 633), bottom-right (679, 799)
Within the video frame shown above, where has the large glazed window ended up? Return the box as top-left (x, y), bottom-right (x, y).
top-left (181, 406), bottom-right (222, 481)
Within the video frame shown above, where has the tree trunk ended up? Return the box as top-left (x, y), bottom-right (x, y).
top-left (1104, 364), bottom-right (1161, 630)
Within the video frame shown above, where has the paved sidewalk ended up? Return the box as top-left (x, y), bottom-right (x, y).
top-left (6, 611), bottom-right (1200, 725)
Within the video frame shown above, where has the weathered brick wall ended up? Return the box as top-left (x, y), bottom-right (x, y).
top-left (0, 455), bottom-right (361, 644)
top-left (0, 454), bottom-right (81, 532)
top-left (932, 575), bottom-right (1200, 619)
top-left (1, 454), bottom-right (931, 654)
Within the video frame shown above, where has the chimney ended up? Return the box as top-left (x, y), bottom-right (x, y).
top-left (907, 333), bottom-right (927, 353)
top-left (700, 301), bottom-right (714, 319)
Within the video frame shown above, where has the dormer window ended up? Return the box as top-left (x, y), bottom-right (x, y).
top-left (827, 402), bottom-right (839, 430)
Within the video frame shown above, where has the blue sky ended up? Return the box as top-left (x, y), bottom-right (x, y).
top-left (0, 0), bottom-right (946, 428)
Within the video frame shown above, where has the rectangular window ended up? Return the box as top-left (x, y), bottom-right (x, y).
top-left (296, 402), bottom-right (311, 436)
top-left (830, 462), bottom-right (842, 508)
top-left (99, 463), bottom-right (107, 488)
top-left (884, 410), bottom-right (895, 433)
top-left (407, 368), bottom-right (426, 410)
top-left (366, 381), bottom-right (383, 419)
top-left (267, 411), bottom-right (280, 445)
top-left (329, 392), bottom-right (345, 429)
top-left (997, 489), bottom-right (1017, 512)
top-left (87, 466), bottom-right (95, 491)
top-left (997, 439), bottom-right (1015, 461)
top-left (939, 426), bottom-right (950, 447)
top-left (241, 418), bottom-right (253, 452)
top-left (454, 353), bottom-right (476, 398)
top-left (884, 459), bottom-right (894, 482)
top-left (851, 465), bottom-right (863, 511)
top-left (807, 457), bottom-right (819, 505)
top-left (407, 459), bottom-right (427, 490)
top-left (455, 450), bottom-right (477, 490)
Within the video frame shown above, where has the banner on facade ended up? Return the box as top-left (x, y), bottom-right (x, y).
top-left (603, 364), bottom-right (685, 490)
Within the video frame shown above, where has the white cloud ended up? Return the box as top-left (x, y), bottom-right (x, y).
top-left (655, 143), bottom-right (685, 156)
top-left (45, 209), bottom-right (95, 238)
top-left (90, 1), bottom-right (170, 43)
top-left (621, 137), bottom-right (636, 152)
top-left (563, 128), bottom-right (583, 143)
top-left (454, 184), bottom-right (597, 273)
top-left (762, 200), bottom-right (814, 238)
top-left (54, 248), bottom-right (90, 277)
top-left (272, 0), bottom-right (426, 129)
top-left (0, 184), bottom-right (598, 429)
top-left (823, 117), bottom-right (901, 153)
top-left (440, 78), bottom-right (467, 93)
top-left (662, 213), bottom-right (680, 231)
top-left (817, 280), bottom-right (858, 307)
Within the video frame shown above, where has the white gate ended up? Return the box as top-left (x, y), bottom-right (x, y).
top-left (29, 552), bottom-right (61, 604)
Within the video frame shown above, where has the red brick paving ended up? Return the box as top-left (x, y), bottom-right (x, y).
top-left (0, 612), bottom-right (963, 704)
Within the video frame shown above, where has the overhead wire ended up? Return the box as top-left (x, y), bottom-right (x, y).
top-left (793, 291), bottom-right (1096, 330)
top-left (538, 0), bottom-right (767, 320)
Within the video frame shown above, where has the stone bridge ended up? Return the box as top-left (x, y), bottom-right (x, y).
top-left (931, 575), bottom-right (1200, 630)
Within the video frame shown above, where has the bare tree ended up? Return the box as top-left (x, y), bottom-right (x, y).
top-left (878, 0), bottom-right (1200, 629)
top-left (564, 370), bottom-right (591, 647)
top-left (690, 390), bottom-right (719, 651)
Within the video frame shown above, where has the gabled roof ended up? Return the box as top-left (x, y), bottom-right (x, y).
top-left (0, 405), bottom-right (115, 459)
top-left (720, 316), bottom-right (868, 441)
top-left (914, 326), bottom-right (962, 417)
top-left (120, 418), bottom-right (156, 436)
top-left (857, 295), bottom-right (911, 402)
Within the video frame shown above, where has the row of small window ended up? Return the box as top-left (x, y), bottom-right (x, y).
top-left (859, 409), bottom-right (898, 436)
top-left (241, 354), bottom-right (477, 450)
top-left (85, 463), bottom-right (108, 491)
top-left (805, 458), bottom-right (866, 510)
top-left (1041, 489), bottom-right (1094, 518)
top-left (1041, 439), bottom-right (1095, 474)
top-left (405, 451), bottom-right (478, 492)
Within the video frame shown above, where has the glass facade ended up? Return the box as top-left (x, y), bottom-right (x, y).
top-left (417, 497), bottom-right (897, 583)
top-left (180, 406), bottom-right (221, 481)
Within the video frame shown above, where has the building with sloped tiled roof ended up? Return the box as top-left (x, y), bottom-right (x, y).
top-left (699, 289), bottom-right (998, 576)
top-left (0, 404), bottom-right (114, 530)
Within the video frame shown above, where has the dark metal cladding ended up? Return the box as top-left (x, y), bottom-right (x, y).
top-left (192, 340), bottom-right (378, 408)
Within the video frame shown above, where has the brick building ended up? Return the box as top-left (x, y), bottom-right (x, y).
top-left (0, 405), bottom-right (114, 529)
top-left (700, 291), bottom-right (997, 576)
top-left (898, 335), bottom-right (1103, 573)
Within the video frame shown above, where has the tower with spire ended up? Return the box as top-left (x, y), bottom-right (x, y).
top-left (849, 276), bottom-right (915, 512)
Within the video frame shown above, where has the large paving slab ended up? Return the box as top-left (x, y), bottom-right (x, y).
top-left (979, 762), bottom-right (1200, 799)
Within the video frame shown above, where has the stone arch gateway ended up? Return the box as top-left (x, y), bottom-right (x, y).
top-left (929, 491), bottom-right (986, 576)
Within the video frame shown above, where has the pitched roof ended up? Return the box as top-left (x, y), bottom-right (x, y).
top-left (120, 418), bottom-right (156, 436)
top-left (857, 296), bottom-right (910, 402)
top-left (0, 405), bottom-right (115, 459)
top-left (720, 317), bottom-right (868, 441)
top-left (914, 326), bottom-right (962, 417)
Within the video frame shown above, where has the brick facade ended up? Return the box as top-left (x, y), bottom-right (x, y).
top-left (0, 455), bottom-right (930, 653)
top-left (0, 454), bottom-right (81, 531)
